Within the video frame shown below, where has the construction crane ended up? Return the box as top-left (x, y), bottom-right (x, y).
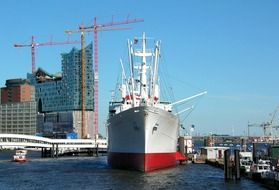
top-left (65, 26), bottom-right (88, 139)
top-left (65, 16), bottom-right (144, 140)
top-left (248, 122), bottom-right (262, 138)
top-left (266, 107), bottom-right (279, 140)
top-left (65, 26), bottom-right (90, 139)
top-left (14, 35), bottom-right (80, 74)
top-left (248, 107), bottom-right (279, 140)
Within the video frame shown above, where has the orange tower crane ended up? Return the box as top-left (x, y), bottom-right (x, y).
top-left (80, 27), bottom-right (87, 139)
top-left (64, 26), bottom-right (88, 139)
top-left (66, 16), bottom-right (144, 140)
top-left (14, 35), bottom-right (80, 74)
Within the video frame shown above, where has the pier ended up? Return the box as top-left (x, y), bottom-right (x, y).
top-left (0, 134), bottom-right (107, 158)
top-left (194, 142), bottom-right (279, 189)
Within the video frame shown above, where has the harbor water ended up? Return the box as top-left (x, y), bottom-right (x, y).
top-left (0, 151), bottom-right (267, 190)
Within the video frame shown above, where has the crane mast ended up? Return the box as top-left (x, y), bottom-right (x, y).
top-left (31, 36), bottom-right (36, 73)
top-left (93, 17), bottom-right (99, 140)
top-left (64, 27), bottom-right (89, 139)
top-left (81, 29), bottom-right (87, 139)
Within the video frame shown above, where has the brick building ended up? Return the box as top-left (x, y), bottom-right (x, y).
top-left (0, 79), bottom-right (37, 135)
top-left (1, 79), bottom-right (35, 104)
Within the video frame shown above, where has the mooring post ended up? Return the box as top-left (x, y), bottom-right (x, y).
top-left (203, 138), bottom-right (207, 147)
top-left (224, 149), bottom-right (231, 180)
top-left (96, 143), bottom-right (99, 157)
top-left (267, 144), bottom-right (272, 158)
top-left (55, 144), bottom-right (58, 158)
top-left (241, 138), bottom-right (246, 152)
top-left (41, 147), bottom-right (44, 158)
top-left (178, 136), bottom-right (185, 155)
top-left (51, 144), bottom-right (54, 158)
top-left (252, 143), bottom-right (257, 163)
top-left (234, 149), bottom-right (240, 180)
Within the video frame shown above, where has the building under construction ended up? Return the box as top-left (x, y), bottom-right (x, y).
top-left (27, 43), bottom-right (94, 139)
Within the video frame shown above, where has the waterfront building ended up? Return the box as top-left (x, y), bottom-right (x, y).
top-left (37, 111), bottom-right (93, 139)
top-left (179, 136), bottom-right (194, 154)
top-left (0, 101), bottom-right (37, 135)
top-left (27, 43), bottom-right (94, 138)
top-left (1, 79), bottom-right (35, 104)
top-left (0, 79), bottom-right (37, 135)
top-left (201, 146), bottom-right (230, 160)
top-left (27, 43), bottom-right (93, 112)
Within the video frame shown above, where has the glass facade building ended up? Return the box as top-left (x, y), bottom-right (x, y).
top-left (27, 43), bottom-right (94, 138)
top-left (27, 43), bottom-right (93, 112)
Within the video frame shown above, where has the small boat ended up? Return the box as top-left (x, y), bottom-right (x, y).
top-left (249, 159), bottom-right (271, 180)
top-left (13, 150), bottom-right (27, 162)
top-left (240, 158), bottom-right (252, 173)
top-left (240, 151), bottom-right (253, 173)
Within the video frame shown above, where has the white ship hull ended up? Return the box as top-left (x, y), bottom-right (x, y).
top-left (107, 106), bottom-right (179, 171)
top-left (106, 33), bottom-right (204, 171)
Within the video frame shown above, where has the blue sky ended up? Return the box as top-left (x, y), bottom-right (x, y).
top-left (1, 0), bottom-right (279, 136)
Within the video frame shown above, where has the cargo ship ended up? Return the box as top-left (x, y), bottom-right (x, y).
top-left (107, 33), bottom-right (205, 172)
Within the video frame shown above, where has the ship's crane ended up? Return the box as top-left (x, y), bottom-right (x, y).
top-left (14, 36), bottom-right (80, 74)
top-left (65, 16), bottom-right (144, 140)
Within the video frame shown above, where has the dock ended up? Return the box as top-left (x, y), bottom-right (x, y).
top-left (0, 134), bottom-right (107, 158)
top-left (206, 159), bottom-right (224, 169)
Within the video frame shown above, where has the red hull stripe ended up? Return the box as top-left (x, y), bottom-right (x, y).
top-left (108, 152), bottom-right (177, 172)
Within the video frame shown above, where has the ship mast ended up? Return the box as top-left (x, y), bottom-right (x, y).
top-left (126, 33), bottom-right (160, 107)
top-left (127, 39), bottom-right (136, 107)
top-left (151, 40), bottom-right (160, 105)
top-left (140, 33), bottom-right (148, 101)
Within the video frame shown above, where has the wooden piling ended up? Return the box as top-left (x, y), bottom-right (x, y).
top-left (41, 147), bottom-right (44, 158)
top-left (203, 138), bottom-right (207, 147)
top-left (55, 144), bottom-right (58, 158)
top-left (224, 149), bottom-right (231, 180)
top-left (51, 144), bottom-right (54, 158)
top-left (96, 143), bottom-right (99, 157)
top-left (178, 137), bottom-right (185, 155)
top-left (234, 149), bottom-right (240, 180)
top-left (252, 143), bottom-right (257, 163)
